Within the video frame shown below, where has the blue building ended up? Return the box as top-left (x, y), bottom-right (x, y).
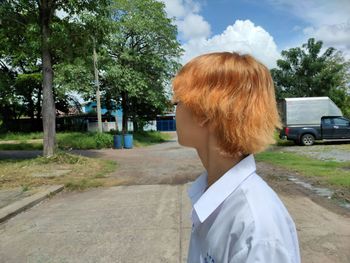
top-left (156, 114), bottom-right (176, 131)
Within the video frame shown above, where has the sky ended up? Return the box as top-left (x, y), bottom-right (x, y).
top-left (161, 0), bottom-right (350, 68)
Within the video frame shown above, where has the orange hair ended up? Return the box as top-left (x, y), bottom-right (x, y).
top-left (172, 52), bottom-right (281, 158)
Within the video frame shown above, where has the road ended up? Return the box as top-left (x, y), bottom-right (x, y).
top-left (0, 138), bottom-right (349, 262)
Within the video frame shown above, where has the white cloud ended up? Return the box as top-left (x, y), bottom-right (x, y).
top-left (268, 0), bottom-right (350, 57)
top-left (182, 20), bottom-right (280, 68)
top-left (162, 0), bottom-right (187, 18)
top-left (177, 13), bottom-right (211, 40)
top-left (273, 0), bottom-right (350, 26)
top-left (303, 21), bottom-right (350, 49)
top-left (161, 0), bottom-right (211, 40)
top-left (161, 1), bottom-right (279, 68)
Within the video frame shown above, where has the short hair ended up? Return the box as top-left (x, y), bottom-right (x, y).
top-left (172, 52), bottom-right (281, 158)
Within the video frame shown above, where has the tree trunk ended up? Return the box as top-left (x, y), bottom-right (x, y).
top-left (121, 91), bottom-right (128, 134)
top-left (133, 119), bottom-right (139, 132)
top-left (39, 0), bottom-right (56, 157)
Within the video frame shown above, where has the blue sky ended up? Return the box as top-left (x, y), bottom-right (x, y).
top-left (162, 0), bottom-right (350, 68)
top-left (199, 0), bottom-right (308, 49)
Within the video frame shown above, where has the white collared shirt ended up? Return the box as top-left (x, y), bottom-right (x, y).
top-left (187, 155), bottom-right (301, 263)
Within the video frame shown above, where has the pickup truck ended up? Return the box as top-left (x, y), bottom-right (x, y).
top-left (279, 116), bottom-right (350, 146)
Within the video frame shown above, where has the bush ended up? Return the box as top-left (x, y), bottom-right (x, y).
top-left (0, 131), bottom-right (172, 150)
top-left (57, 132), bottom-right (113, 149)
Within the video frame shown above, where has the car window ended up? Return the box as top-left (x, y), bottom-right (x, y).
top-left (322, 118), bottom-right (332, 126)
top-left (333, 118), bottom-right (349, 126)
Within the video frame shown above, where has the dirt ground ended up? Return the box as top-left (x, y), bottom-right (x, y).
top-left (257, 162), bottom-right (350, 263)
top-left (280, 142), bottom-right (350, 162)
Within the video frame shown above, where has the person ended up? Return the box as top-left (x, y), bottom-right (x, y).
top-left (172, 52), bottom-right (301, 263)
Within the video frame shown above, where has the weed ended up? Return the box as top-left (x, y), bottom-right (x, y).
top-left (256, 150), bottom-right (350, 188)
top-left (21, 184), bottom-right (30, 192)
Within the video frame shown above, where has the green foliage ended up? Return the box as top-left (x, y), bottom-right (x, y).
top-left (271, 38), bottom-right (350, 116)
top-left (0, 0), bottom-right (112, 128)
top-left (57, 132), bottom-right (113, 149)
top-left (21, 185), bottom-right (30, 192)
top-left (0, 66), bottom-right (19, 122)
top-left (132, 131), bottom-right (171, 146)
top-left (0, 131), bottom-right (171, 150)
top-left (57, 131), bottom-right (171, 149)
top-left (103, 0), bottom-right (182, 131)
top-left (0, 1), bottom-right (42, 127)
top-left (0, 132), bottom-right (43, 140)
top-left (52, 0), bottom-right (183, 129)
top-left (0, 0), bottom-right (182, 136)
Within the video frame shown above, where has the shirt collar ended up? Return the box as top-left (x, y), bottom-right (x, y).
top-left (188, 154), bottom-right (256, 223)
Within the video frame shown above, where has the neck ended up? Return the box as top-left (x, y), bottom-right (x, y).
top-left (196, 133), bottom-right (243, 188)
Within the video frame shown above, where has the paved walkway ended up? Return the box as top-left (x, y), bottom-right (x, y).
top-left (0, 187), bottom-right (37, 209)
top-left (0, 185), bottom-right (192, 263)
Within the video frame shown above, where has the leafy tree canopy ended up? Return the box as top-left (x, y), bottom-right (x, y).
top-left (0, 0), bottom-right (182, 134)
top-left (271, 38), bottom-right (350, 116)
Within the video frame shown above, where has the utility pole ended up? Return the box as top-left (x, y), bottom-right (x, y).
top-left (93, 38), bottom-right (102, 133)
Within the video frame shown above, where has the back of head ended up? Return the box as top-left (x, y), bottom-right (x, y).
top-left (172, 52), bottom-right (281, 158)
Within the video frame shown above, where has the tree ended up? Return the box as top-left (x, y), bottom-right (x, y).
top-left (0, 65), bottom-right (19, 127)
top-left (14, 73), bottom-right (42, 121)
top-left (271, 38), bottom-right (350, 116)
top-left (1, 0), bottom-right (182, 141)
top-left (105, 0), bottom-right (182, 133)
top-left (0, 0), bottom-right (111, 156)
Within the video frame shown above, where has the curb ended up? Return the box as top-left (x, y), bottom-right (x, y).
top-left (0, 185), bottom-right (64, 224)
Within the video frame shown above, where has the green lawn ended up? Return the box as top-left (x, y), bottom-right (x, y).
top-left (256, 150), bottom-right (350, 189)
top-left (0, 131), bottom-right (172, 150)
top-left (0, 152), bottom-right (119, 191)
top-left (0, 132), bottom-right (44, 141)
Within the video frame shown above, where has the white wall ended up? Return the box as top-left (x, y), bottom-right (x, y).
top-left (87, 120), bottom-right (157, 132)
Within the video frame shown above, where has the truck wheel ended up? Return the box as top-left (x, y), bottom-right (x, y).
top-left (301, 134), bottom-right (315, 146)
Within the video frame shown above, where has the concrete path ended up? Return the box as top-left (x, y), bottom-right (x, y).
top-left (0, 185), bottom-right (64, 224)
top-left (0, 185), bottom-right (192, 263)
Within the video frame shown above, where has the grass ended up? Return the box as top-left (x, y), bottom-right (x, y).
top-left (256, 150), bottom-right (350, 189)
top-left (0, 131), bottom-right (172, 150)
top-left (0, 151), bottom-right (120, 191)
top-left (0, 142), bottom-right (43, 150)
top-left (0, 132), bottom-right (43, 141)
top-left (132, 131), bottom-right (172, 147)
top-left (57, 132), bottom-right (113, 150)
top-left (0, 131), bottom-right (171, 190)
